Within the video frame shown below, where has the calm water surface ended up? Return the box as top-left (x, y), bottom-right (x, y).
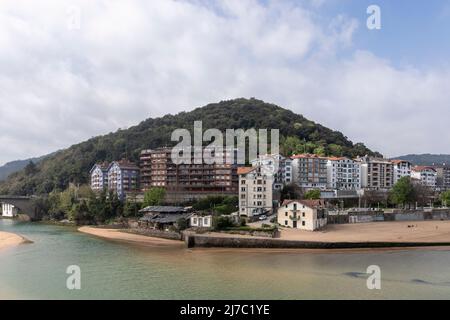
top-left (1, 219), bottom-right (450, 299)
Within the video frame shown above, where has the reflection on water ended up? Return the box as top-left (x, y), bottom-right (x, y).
top-left (1, 219), bottom-right (450, 299)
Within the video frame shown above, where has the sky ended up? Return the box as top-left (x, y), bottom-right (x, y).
top-left (1, 0), bottom-right (450, 165)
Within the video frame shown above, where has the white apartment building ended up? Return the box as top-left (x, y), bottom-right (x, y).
top-left (277, 199), bottom-right (327, 231)
top-left (291, 154), bottom-right (328, 190)
top-left (392, 160), bottom-right (412, 184)
top-left (250, 154), bottom-right (292, 190)
top-left (326, 157), bottom-right (361, 190)
top-left (1, 203), bottom-right (18, 217)
top-left (412, 166), bottom-right (437, 189)
top-left (89, 163), bottom-right (109, 191)
top-left (238, 166), bottom-right (274, 217)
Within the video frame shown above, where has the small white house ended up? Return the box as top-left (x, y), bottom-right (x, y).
top-left (1, 203), bottom-right (18, 218)
top-left (278, 199), bottom-right (327, 231)
top-left (190, 215), bottom-right (212, 229)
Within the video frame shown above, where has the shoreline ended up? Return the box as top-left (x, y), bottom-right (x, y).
top-left (78, 221), bottom-right (450, 253)
top-left (0, 231), bottom-right (32, 251)
top-left (78, 226), bottom-right (185, 248)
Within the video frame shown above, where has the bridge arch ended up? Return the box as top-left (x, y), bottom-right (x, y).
top-left (0, 196), bottom-right (38, 220)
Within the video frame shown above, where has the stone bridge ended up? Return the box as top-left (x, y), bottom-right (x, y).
top-left (0, 196), bottom-right (38, 220)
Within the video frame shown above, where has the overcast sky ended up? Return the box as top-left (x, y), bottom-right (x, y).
top-left (1, 0), bottom-right (450, 165)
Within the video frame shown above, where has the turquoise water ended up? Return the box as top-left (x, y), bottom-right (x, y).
top-left (1, 219), bottom-right (450, 299)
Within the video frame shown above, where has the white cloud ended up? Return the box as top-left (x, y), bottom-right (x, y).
top-left (0, 0), bottom-right (449, 165)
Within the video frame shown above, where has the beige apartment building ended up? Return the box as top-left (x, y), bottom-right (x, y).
top-left (357, 156), bottom-right (393, 190)
top-left (277, 199), bottom-right (327, 231)
top-left (291, 154), bottom-right (328, 190)
top-left (238, 166), bottom-right (274, 217)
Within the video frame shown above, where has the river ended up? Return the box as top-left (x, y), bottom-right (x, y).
top-left (1, 219), bottom-right (450, 299)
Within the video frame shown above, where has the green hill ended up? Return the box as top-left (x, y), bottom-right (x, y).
top-left (0, 157), bottom-right (43, 181)
top-left (0, 98), bottom-right (380, 195)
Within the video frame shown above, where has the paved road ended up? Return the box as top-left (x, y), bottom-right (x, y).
top-left (248, 214), bottom-right (277, 228)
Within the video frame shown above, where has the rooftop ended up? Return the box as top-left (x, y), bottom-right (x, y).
top-left (139, 206), bottom-right (186, 213)
top-left (281, 199), bottom-right (325, 209)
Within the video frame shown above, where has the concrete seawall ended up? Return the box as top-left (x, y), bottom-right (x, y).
top-left (185, 234), bottom-right (450, 249)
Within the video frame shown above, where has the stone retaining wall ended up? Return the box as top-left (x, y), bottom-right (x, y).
top-left (332, 210), bottom-right (450, 224)
top-left (185, 234), bottom-right (450, 249)
top-left (128, 228), bottom-right (182, 241)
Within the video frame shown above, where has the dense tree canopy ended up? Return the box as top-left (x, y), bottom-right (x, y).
top-left (142, 188), bottom-right (166, 207)
top-left (0, 98), bottom-right (380, 195)
top-left (303, 189), bottom-right (321, 200)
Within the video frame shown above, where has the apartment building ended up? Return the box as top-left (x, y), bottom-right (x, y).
top-left (89, 162), bottom-right (109, 191)
top-left (250, 154), bottom-right (292, 190)
top-left (107, 160), bottom-right (140, 199)
top-left (277, 199), bottom-right (327, 231)
top-left (392, 160), bottom-right (412, 184)
top-left (435, 166), bottom-right (450, 191)
top-left (238, 166), bottom-right (274, 217)
top-left (326, 157), bottom-right (361, 190)
top-left (357, 156), bottom-right (393, 190)
top-left (291, 154), bottom-right (328, 190)
top-left (443, 166), bottom-right (450, 191)
top-left (140, 148), bottom-right (239, 200)
top-left (412, 166), bottom-right (437, 189)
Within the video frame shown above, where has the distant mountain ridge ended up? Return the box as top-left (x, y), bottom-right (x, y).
top-left (0, 98), bottom-right (380, 195)
top-left (0, 155), bottom-right (48, 181)
top-left (392, 154), bottom-right (450, 166)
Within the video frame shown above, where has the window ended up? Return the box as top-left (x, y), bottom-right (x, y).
top-left (285, 221), bottom-right (288, 226)
top-left (302, 212), bottom-right (305, 217)
top-left (285, 212), bottom-right (288, 216)
top-left (302, 221), bottom-right (306, 226)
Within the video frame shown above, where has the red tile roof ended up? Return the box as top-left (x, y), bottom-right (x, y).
top-left (412, 166), bottom-right (436, 172)
top-left (237, 167), bottom-right (256, 175)
top-left (281, 199), bottom-right (325, 208)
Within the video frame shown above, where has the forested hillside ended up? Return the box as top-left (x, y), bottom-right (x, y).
top-left (0, 98), bottom-right (380, 195)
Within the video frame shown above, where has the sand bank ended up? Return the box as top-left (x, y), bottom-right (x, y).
top-left (0, 231), bottom-right (30, 251)
top-left (80, 221), bottom-right (450, 251)
top-left (78, 226), bottom-right (184, 248)
top-left (279, 220), bottom-right (450, 243)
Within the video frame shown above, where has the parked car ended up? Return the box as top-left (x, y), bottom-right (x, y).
top-left (258, 215), bottom-right (267, 221)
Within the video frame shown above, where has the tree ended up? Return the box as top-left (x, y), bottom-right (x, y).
top-left (361, 190), bottom-right (389, 208)
top-left (142, 188), bottom-right (166, 207)
top-left (123, 200), bottom-right (141, 217)
top-left (176, 217), bottom-right (188, 231)
top-left (108, 191), bottom-right (123, 219)
top-left (328, 144), bottom-right (344, 157)
top-left (280, 183), bottom-right (303, 201)
top-left (441, 191), bottom-right (450, 207)
top-left (411, 182), bottom-right (434, 207)
top-left (304, 189), bottom-right (321, 200)
top-left (390, 177), bottom-right (414, 208)
top-left (24, 161), bottom-right (38, 176)
top-left (212, 216), bottom-right (235, 230)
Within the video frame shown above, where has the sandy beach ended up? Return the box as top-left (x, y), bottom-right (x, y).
top-left (78, 226), bottom-right (185, 248)
top-left (0, 231), bottom-right (30, 251)
top-left (79, 221), bottom-right (450, 251)
top-left (279, 220), bottom-right (450, 243)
